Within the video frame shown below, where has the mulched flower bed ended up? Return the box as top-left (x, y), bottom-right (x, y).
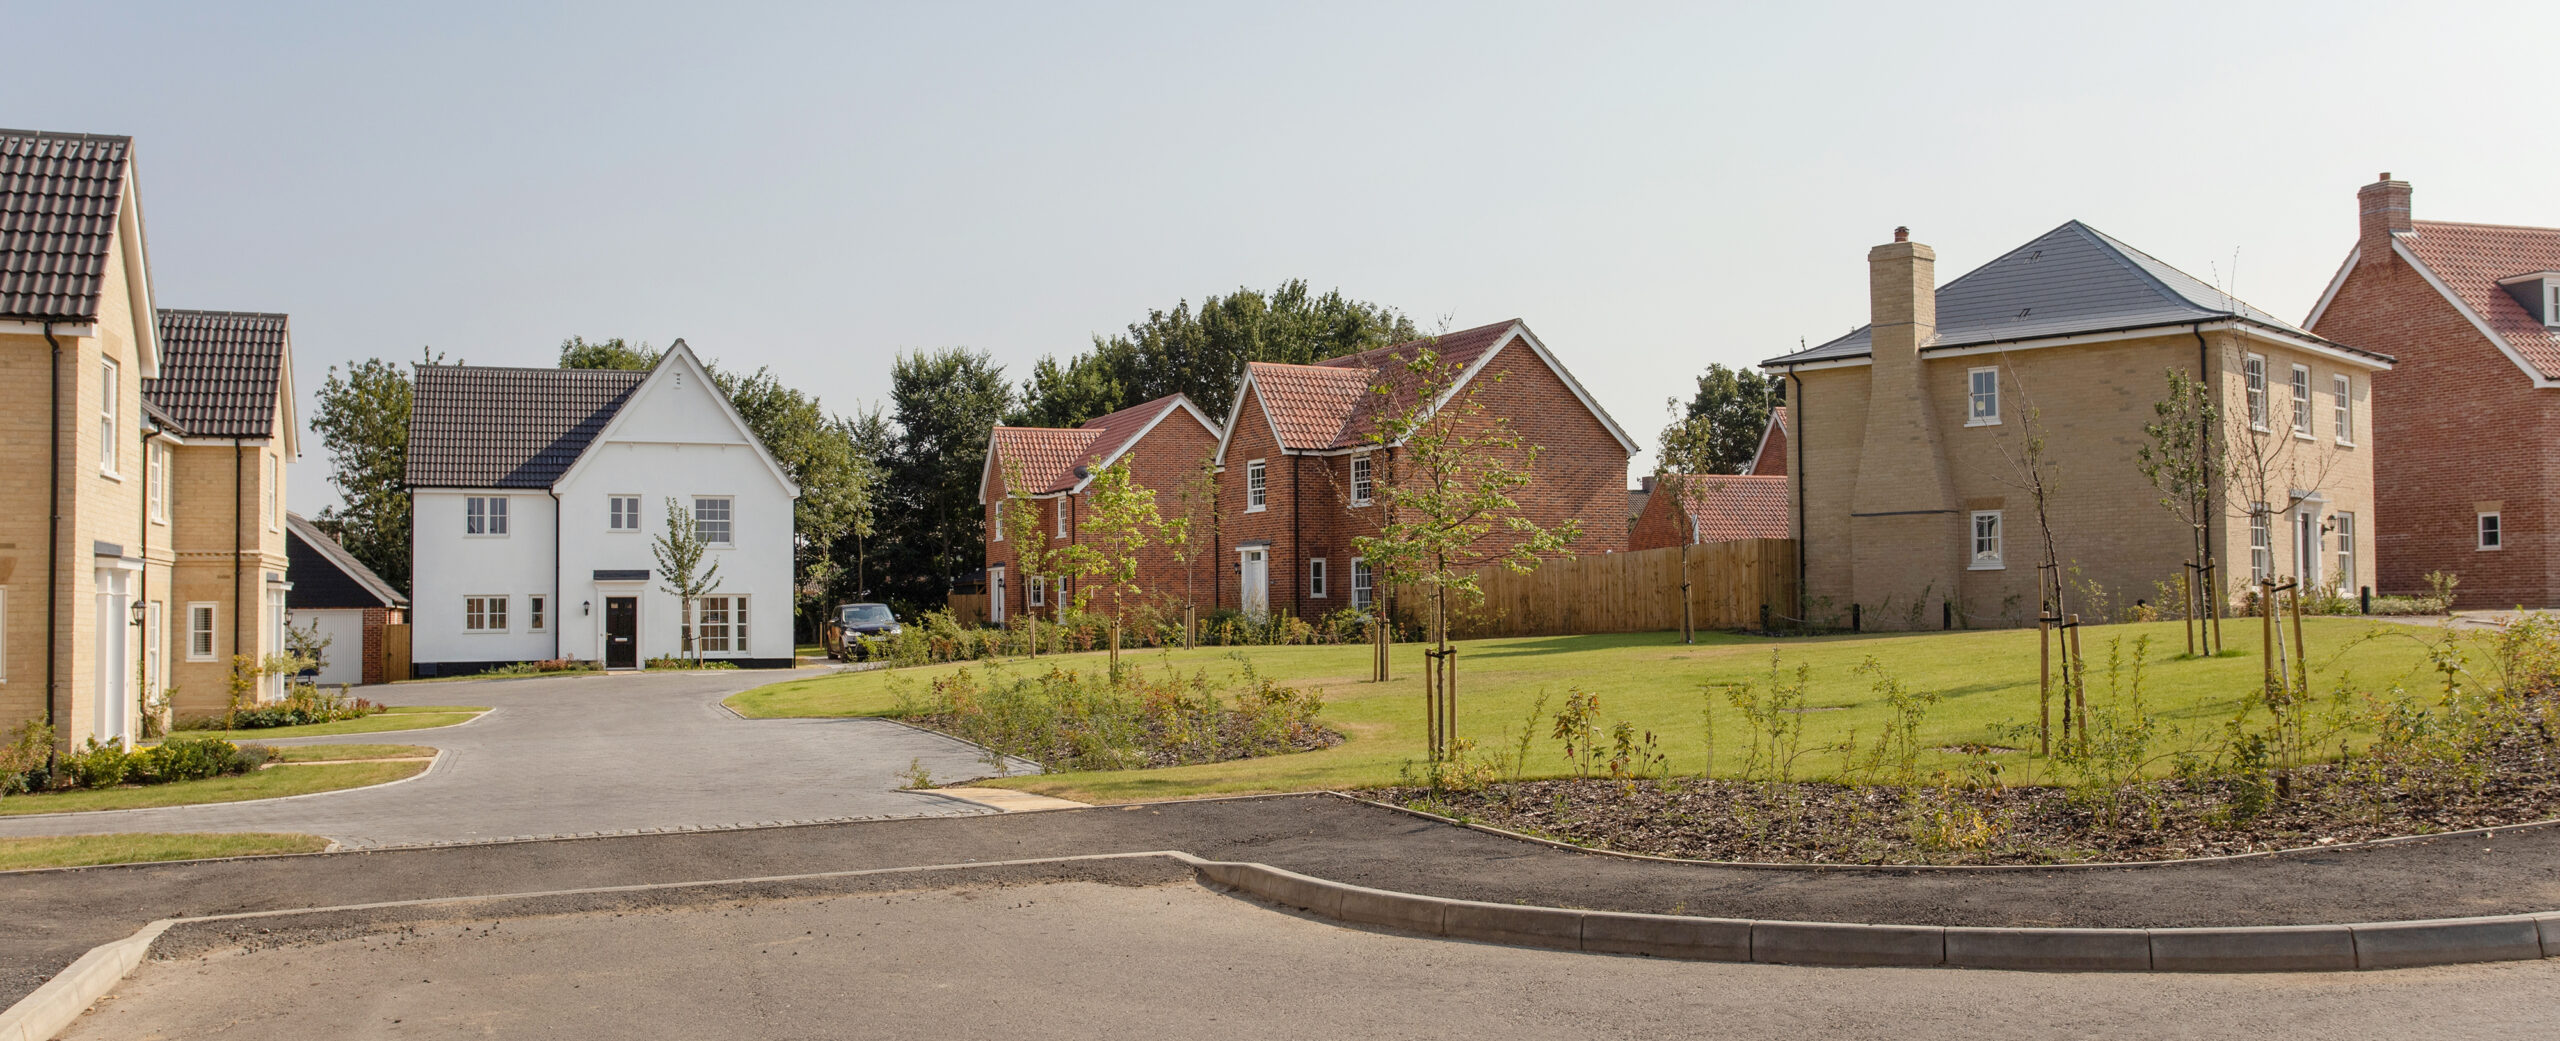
top-left (1358, 733), bottom-right (2560, 866)
top-left (906, 711), bottom-right (1342, 771)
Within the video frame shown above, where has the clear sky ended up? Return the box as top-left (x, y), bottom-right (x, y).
top-left (10, 1), bottom-right (2557, 515)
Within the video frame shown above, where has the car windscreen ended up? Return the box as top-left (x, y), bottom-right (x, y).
top-left (842, 604), bottom-right (895, 625)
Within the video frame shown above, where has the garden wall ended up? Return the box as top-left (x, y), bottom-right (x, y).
top-left (1409, 538), bottom-right (1797, 638)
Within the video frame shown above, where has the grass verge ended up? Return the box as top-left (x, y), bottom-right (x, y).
top-left (265, 743), bottom-right (436, 763)
top-left (169, 705), bottom-right (486, 741)
top-left (0, 760), bottom-right (429, 816)
top-left (727, 619), bottom-right (2455, 803)
top-left (0, 832), bottom-right (331, 871)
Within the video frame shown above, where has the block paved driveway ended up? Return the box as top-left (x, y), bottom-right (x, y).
top-left (0, 668), bottom-right (1027, 848)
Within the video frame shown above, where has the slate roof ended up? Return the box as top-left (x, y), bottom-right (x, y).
top-left (988, 393), bottom-right (1205, 494)
top-left (405, 364), bottom-right (648, 488)
top-left (0, 129), bottom-right (134, 321)
top-left (285, 512), bottom-right (407, 609)
top-left (1660, 474), bottom-right (1791, 543)
top-left (2396, 219), bottom-right (2560, 381)
top-left (147, 310), bottom-right (287, 438)
top-left (1764, 221), bottom-right (2381, 367)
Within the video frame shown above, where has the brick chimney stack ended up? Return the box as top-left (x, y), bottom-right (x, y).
top-left (2359, 173), bottom-right (2412, 267)
top-left (1850, 228), bottom-right (1959, 628)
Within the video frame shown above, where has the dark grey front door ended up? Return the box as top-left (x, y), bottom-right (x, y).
top-left (605, 597), bottom-right (638, 669)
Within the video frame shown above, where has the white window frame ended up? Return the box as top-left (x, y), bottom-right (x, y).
top-left (692, 594), bottom-right (749, 654)
top-left (2547, 282), bottom-right (2560, 328)
top-left (1028, 575), bottom-right (1046, 608)
top-left (1965, 366), bottom-right (2000, 426)
top-left (1968, 510), bottom-right (2003, 570)
top-left (2332, 374), bottom-right (2353, 445)
top-left (693, 496), bottom-right (733, 547)
top-left (992, 501), bottom-right (1005, 542)
top-left (1308, 558), bottom-right (1328, 599)
top-left (267, 453), bottom-right (280, 530)
top-left (2333, 511), bottom-right (2356, 593)
top-left (186, 602), bottom-right (217, 661)
top-left (2244, 354), bottom-right (2268, 431)
top-left (466, 496), bottom-right (509, 537)
top-left (1057, 497), bottom-right (1068, 539)
top-left (1351, 557), bottom-right (1373, 609)
top-left (465, 595), bottom-right (509, 632)
top-left (2250, 505), bottom-right (2272, 581)
top-left (608, 494), bottom-right (642, 532)
top-left (147, 442), bottom-right (170, 524)
top-left (528, 594), bottom-right (549, 634)
top-left (2480, 511), bottom-right (2503, 551)
top-left (1349, 454), bottom-right (1374, 506)
top-left (98, 358), bottom-right (119, 476)
top-left (2289, 364), bottom-right (2313, 439)
top-left (1245, 459), bottom-right (1268, 512)
top-left (143, 599), bottom-right (163, 695)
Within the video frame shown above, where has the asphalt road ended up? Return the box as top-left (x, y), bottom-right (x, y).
top-left (63, 879), bottom-right (2560, 1041)
top-left (0, 668), bottom-right (1027, 847)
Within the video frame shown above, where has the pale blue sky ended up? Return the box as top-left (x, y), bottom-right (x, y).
top-left (10, 1), bottom-right (2556, 513)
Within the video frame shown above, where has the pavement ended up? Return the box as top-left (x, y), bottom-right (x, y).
top-left (9, 793), bottom-right (2560, 1009)
top-left (0, 667), bottom-right (1032, 848)
top-left (60, 879), bottom-right (2560, 1040)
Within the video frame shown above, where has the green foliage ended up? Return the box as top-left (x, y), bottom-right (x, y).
top-left (1664, 363), bottom-right (1784, 476)
top-left (1014, 279), bottom-right (1416, 424)
top-left (310, 352), bottom-right (434, 595)
top-left (892, 658), bottom-right (1332, 773)
top-left (556, 336), bottom-right (660, 370)
top-left (32, 735), bottom-right (268, 793)
top-left (880, 348), bottom-right (1014, 608)
top-left (646, 656), bottom-right (739, 670)
top-left (479, 659), bottom-right (599, 677)
top-left (653, 497), bottom-right (723, 660)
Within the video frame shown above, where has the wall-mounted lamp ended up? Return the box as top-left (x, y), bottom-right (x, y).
top-left (582, 600), bottom-right (592, 617)
top-left (129, 600), bottom-right (147, 626)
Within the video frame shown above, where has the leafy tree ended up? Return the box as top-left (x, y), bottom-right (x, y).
top-left (310, 351), bottom-right (438, 594)
top-left (557, 336), bottom-right (659, 370)
top-left (879, 348), bottom-right (1013, 609)
top-left (1076, 455), bottom-right (1164, 679)
top-left (996, 464), bottom-right (1068, 656)
top-left (2137, 369), bottom-right (2225, 656)
top-left (1352, 339), bottom-right (1579, 763)
top-left (652, 497), bottom-right (722, 662)
top-left (1016, 279), bottom-right (1416, 423)
top-left (1651, 410), bottom-right (1731, 644)
top-left (1668, 364), bottom-right (1785, 475)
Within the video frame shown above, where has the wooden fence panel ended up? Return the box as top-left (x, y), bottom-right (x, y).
top-left (1405, 539), bottom-right (1797, 639)
top-left (380, 623), bottom-right (412, 684)
top-left (946, 594), bottom-right (989, 627)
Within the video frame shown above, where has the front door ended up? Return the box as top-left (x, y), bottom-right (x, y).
top-left (2294, 509), bottom-right (2322, 591)
top-left (988, 567), bottom-right (1006, 624)
top-left (605, 597), bottom-right (638, 669)
top-left (1240, 548), bottom-right (1269, 619)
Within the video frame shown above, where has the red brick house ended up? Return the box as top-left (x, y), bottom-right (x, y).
top-left (1628, 474), bottom-right (1789, 552)
top-left (980, 394), bottom-right (1220, 623)
top-left (1743, 406), bottom-right (1788, 476)
top-left (1211, 319), bottom-right (1637, 620)
top-left (2306, 175), bottom-right (2560, 605)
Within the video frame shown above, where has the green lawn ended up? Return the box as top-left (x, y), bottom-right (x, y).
top-left (727, 619), bottom-right (2460, 803)
top-left (168, 705), bottom-right (487, 741)
top-left (265, 743), bottom-right (436, 763)
top-left (0, 832), bottom-right (331, 871)
top-left (0, 759), bottom-right (429, 816)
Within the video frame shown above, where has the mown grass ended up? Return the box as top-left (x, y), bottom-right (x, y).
top-left (264, 743), bottom-right (436, 763)
top-left (0, 760), bottom-right (428, 816)
top-left (0, 832), bottom-right (331, 871)
top-left (168, 705), bottom-right (487, 741)
top-left (728, 619), bottom-right (2458, 803)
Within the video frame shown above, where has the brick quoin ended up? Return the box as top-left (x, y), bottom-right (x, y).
top-left (2308, 176), bottom-right (2560, 606)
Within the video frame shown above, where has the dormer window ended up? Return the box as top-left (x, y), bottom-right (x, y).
top-left (2495, 272), bottom-right (2560, 327)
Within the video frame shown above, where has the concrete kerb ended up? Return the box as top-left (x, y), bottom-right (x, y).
top-left (13, 850), bottom-right (2560, 1038)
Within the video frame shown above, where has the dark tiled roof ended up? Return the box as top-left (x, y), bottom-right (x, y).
top-left (0, 129), bottom-right (133, 321)
top-left (285, 512), bottom-right (406, 608)
top-left (2398, 220), bottom-right (2560, 381)
top-left (1663, 474), bottom-right (1791, 542)
top-left (1765, 221), bottom-right (2374, 367)
top-left (147, 309), bottom-right (287, 438)
top-left (405, 364), bottom-right (647, 488)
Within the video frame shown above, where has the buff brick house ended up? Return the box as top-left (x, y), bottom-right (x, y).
top-left (1763, 223), bottom-right (2390, 630)
top-left (980, 393), bottom-right (1220, 623)
top-left (2305, 175), bottom-right (2560, 606)
top-left (1211, 319), bottom-right (1637, 621)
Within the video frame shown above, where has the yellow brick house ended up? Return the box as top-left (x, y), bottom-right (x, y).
top-left (1762, 223), bottom-right (2392, 630)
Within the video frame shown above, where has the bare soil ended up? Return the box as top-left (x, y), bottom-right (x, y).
top-left (1361, 732), bottom-right (2560, 866)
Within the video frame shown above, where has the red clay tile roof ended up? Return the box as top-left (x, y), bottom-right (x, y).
top-left (990, 393), bottom-right (1206, 495)
top-left (1662, 474), bottom-right (1790, 543)
top-left (1242, 361), bottom-right (1377, 450)
top-left (2399, 220), bottom-right (2560, 380)
top-left (1314, 318), bottom-right (1518, 374)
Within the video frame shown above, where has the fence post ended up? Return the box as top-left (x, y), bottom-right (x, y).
top-left (1851, 603), bottom-right (1861, 633)
top-left (1942, 601), bottom-right (1952, 630)
top-left (2361, 586), bottom-right (2371, 615)
top-left (1759, 603), bottom-right (1770, 633)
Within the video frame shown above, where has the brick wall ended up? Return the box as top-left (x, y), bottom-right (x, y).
top-left (980, 411), bottom-right (1222, 624)
top-left (2310, 248), bottom-right (2557, 605)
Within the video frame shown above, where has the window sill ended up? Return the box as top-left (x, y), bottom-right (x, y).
top-left (1350, 500), bottom-right (1372, 508)
top-left (1244, 505), bottom-right (1267, 514)
top-left (2335, 440), bottom-right (2356, 449)
top-left (2293, 432), bottom-right (2316, 442)
top-left (464, 534), bottom-right (511, 539)
top-left (1964, 418), bottom-right (2001, 428)
top-left (2479, 546), bottom-right (2503, 552)
top-left (98, 470), bottom-right (122, 482)
top-left (1968, 563), bottom-right (2006, 571)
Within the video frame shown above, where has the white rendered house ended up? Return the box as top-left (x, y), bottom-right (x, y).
top-left (405, 341), bottom-right (800, 674)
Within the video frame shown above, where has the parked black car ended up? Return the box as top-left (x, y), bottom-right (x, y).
top-left (824, 602), bottom-right (901, 660)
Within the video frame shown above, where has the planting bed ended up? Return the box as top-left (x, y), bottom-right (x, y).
top-left (1364, 731), bottom-right (2560, 865)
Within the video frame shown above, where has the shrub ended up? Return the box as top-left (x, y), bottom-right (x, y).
top-left (60, 739), bottom-right (130, 789)
top-left (894, 658), bottom-right (1336, 773)
top-left (482, 659), bottom-right (598, 678)
top-left (646, 656), bottom-right (738, 670)
top-left (0, 720), bottom-right (54, 796)
top-left (135, 736), bottom-right (248, 783)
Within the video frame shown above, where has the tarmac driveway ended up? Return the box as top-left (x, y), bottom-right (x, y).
top-left (0, 668), bottom-right (1026, 848)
